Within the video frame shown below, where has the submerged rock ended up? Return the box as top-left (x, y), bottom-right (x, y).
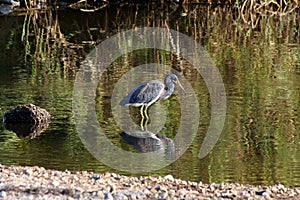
top-left (3, 104), bottom-right (51, 124)
top-left (3, 104), bottom-right (51, 139)
top-left (4, 120), bottom-right (50, 139)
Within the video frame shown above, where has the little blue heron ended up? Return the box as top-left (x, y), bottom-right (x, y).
top-left (119, 74), bottom-right (186, 121)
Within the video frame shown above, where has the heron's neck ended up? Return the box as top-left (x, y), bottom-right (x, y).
top-left (162, 79), bottom-right (175, 100)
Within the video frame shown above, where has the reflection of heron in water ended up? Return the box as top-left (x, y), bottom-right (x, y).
top-left (119, 74), bottom-right (186, 128)
top-left (120, 130), bottom-right (176, 160)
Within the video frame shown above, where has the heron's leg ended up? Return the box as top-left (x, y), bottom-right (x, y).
top-left (140, 119), bottom-right (145, 131)
top-left (140, 105), bottom-right (145, 119)
top-left (140, 105), bottom-right (145, 130)
top-left (143, 106), bottom-right (150, 127)
top-left (144, 106), bottom-right (149, 120)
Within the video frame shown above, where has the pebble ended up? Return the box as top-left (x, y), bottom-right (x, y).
top-left (158, 191), bottom-right (168, 199)
top-left (0, 164), bottom-right (299, 199)
top-left (141, 188), bottom-right (151, 195)
top-left (114, 192), bottom-right (128, 200)
top-left (164, 174), bottom-right (174, 182)
top-left (52, 180), bottom-right (60, 187)
top-left (91, 173), bottom-right (100, 180)
top-left (0, 190), bottom-right (7, 198)
top-left (262, 191), bottom-right (271, 199)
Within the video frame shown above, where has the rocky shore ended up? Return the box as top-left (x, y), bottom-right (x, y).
top-left (0, 164), bottom-right (299, 199)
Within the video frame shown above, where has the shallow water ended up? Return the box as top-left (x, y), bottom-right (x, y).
top-left (0, 4), bottom-right (300, 187)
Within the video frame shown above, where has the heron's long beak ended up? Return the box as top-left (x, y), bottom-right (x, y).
top-left (177, 80), bottom-right (186, 95)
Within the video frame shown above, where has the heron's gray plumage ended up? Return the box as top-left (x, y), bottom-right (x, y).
top-left (120, 80), bottom-right (164, 107)
top-left (119, 74), bottom-right (185, 108)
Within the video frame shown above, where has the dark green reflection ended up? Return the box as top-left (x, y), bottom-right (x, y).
top-left (0, 4), bottom-right (299, 187)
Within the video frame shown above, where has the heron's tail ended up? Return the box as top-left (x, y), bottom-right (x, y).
top-left (119, 96), bottom-right (130, 106)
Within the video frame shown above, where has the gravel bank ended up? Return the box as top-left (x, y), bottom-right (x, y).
top-left (0, 164), bottom-right (299, 199)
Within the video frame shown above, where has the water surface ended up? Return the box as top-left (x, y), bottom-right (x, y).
top-left (0, 4), bottom-right (300, 187)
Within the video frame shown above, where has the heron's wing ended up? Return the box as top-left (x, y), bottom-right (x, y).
top-left (130, 81), bottom-right (164, 104)
top-left (120, 80), bottom-right (164, 106)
